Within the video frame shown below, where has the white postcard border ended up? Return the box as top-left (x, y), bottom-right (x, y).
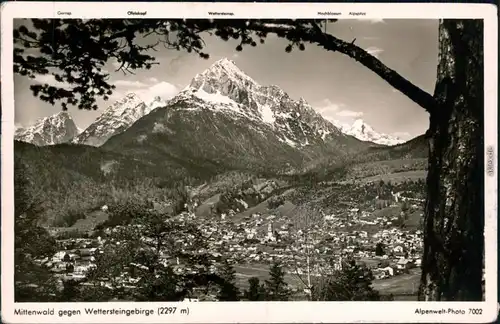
top-left (1, 2), bottom-right (498, 323)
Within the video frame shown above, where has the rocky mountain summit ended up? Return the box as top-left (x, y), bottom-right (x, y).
top-left (73, 94), bottom-right (167, 147)
top-left (15, 111), bottom-right (79, 146)
top-left (99, 58), bottom-right (373, 175)
top-left (342, 119), bottom-right (405, 146)
top-left (177, 58), bottom-right (346, 148)
top-left (16, 58), bottom-right (406, 150)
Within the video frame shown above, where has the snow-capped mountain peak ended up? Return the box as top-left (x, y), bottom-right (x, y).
top-left (211, 58), bottom-right (241, 74)
top-left (351, 118), bottom-right (370, 134)
top-left (342, 118), bottom-right (405, 146)
top-left (15, 111), bottom-right (79, 146)
top-left (107, 93), bottom-right (144, 116)
top-left (188, 57), bottom-right (258, 92)
top-left (167, 59), bottom-right (347, 149)
top-left (100, 60), bottom-right (376, 175)
top-left (146, 96), bottom-right (168, 111)
top-left (206, 57), bottom-right (253, 81)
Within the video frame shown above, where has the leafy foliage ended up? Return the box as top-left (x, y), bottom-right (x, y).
top-left (216, 260), bottom-right (240, 301)
top-left (13, 17), bottom-right (485, 303)
top-left (311, 258), bottom-right (381, 301)
top-left (75, 202), bottom-right (223, 301)
top-left (244, 277), bottom-right (267, 301)
top-left (14, 157), bottom-right (59, 302)
top-left (171, 184), bottom-right (189, 215)
top-left (14, 19), bottom-right (339, 110)
top-left (267, 195), bottom-right (285, 210)
top-left (59, 280), bottom-right (81, 302)
top-left (104, 200), bottom-right (153, 227)
top-left (264, 262), bottom-right (291, 301)
top-left (375, 243), bottom-right (385, 256)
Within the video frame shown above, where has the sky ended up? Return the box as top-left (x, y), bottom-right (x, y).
top-left (14, 19), bottom-right (439, 139)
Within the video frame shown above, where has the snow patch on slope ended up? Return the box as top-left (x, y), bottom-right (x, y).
top-left (194, 88), bottom-right (237, 106)
top-left (279, 136), bottom-right (297, 147)
top-left (259, 104), bottom-right (275, 124)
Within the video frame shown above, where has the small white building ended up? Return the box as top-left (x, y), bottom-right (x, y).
top-left (393, 246), bottom-right (404, 253)
top-left (379, 266), bottom-right (394, 276)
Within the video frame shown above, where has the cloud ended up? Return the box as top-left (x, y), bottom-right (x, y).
top-left (113, 80), bottom-right (149, 88)
top-left (110, 59), bottom-right (122, 70)
top-left (167, 55), bottom-right (189, 75)
top-left (113, 80), bottom-right (146, 88)
top-left (313, 99), bottom-right (366, 130)
top-left (314, 99), bottom-right (363, 119)
top-left (314, 99), bottom-right (343, 119)
top-left (365, 46), bottom-right (384, 58)
top-left (32, 74), bottom-right (72, 89)
top-left (336, 110), bottom-right (364, 118)
top-left (232, 53), bottom-right (240, 58)
top-left (356, 18), bottom-right (386, 24)
top-left (315, 99), bottom-right (343, 113)
top-left (392, 131), bottom-right (412, 139)
top-left (111, 78), bottom-right (179, 103)
top-left (138, 82), bottom-right (178, 101)
top-left (33, 67), bottom-right (109, 89)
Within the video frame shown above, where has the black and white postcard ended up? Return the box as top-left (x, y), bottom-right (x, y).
top-left (1, 2), bottom-right (497, 323)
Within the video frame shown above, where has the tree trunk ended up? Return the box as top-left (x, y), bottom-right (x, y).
top-left (418, 19), bottom-right (484, 301)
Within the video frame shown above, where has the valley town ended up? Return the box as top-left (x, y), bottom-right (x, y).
top-left (37, 178), bottom-right (426, 301)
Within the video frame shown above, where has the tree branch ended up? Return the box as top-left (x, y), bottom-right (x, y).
top-left (15, 19), bottom-right (437, 113)
top-left (249, 22), bottom-right (437, 113)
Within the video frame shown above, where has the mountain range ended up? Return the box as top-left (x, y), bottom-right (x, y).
top-left (14, 58), bottom-right (429, 230)
top-left (72, 94), bottom-right (167, 147)
top-left (15, 111), bottom-right (79, 146)
top-left (340, 119), bottom-right (405, 146)
top-left (15, 58), bottom-right (426, 187)
top-left (15, 59), bottom-right (404, 148)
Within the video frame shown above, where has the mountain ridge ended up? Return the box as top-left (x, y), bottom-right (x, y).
top-left (16, 58), bottom-right (409, 149)
top-left (171, 58), bottom-right (357, 149)
top-left (72, 93), bottom-right (167, 147)
top-left (14, 111), bottom-right (79, 146)
top-left (100, 58), bottom-right (377, 176)
top-left (15, 58), bottom-right (426, 184)
top-left (342, 119), bottom-right (405, 146)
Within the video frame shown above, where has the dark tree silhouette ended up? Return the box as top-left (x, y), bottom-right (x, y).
top-left (14, 18), bottom-right (485, 301)
top-left (264, 262), bottom-right (291, 301)
top-left (418, 20), bottom-right (484, 301)
top-left (63, 253), bottom-right (71, 263)
top-left (60, 280), bottom-right (80, 302)
top-left (375, 243), bottom-right (385, 256)
top-left (171, 183), bottom-right (189, 215)
top-left (14, 19), bottom-right (433, 111)
top-left (14, 157), bottom-right (59, 302)
top-left (82, 205), bottom-right (223, 302)
top-left (216, 260), bottom-right (240, 301)
top-left (244, 277), bottom-right (266, 301)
